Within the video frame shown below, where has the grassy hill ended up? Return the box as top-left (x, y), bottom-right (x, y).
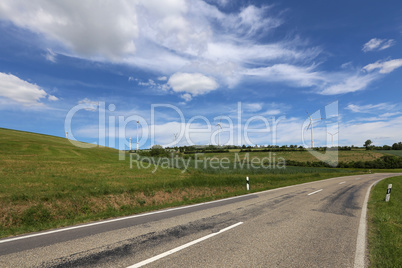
top-left (0, 128), bottom-right (363, 237)
top-left (0, 128), bottom-right (188, 237)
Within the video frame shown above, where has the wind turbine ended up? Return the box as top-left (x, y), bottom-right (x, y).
top-left (174, 133), bottom-right (178, 148)
top-left (327, 131), bottom-right (338, 147)
top-left (216, 119), bottom-right (222, 147)
top-left (306, 112), bottom-right (322, 148)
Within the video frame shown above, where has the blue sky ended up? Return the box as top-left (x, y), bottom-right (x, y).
top-left (0, 0), bottom-right (401, 149)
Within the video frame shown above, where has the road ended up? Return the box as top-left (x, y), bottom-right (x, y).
top-left (0, 173), bottom-right (399, 268)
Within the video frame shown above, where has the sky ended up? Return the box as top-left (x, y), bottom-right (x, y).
top-left (0, 0), bottom-right (401, 149)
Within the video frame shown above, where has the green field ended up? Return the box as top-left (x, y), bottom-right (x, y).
top-left (378, 150), bottom-right (402, 157)
top-left (189, 149), bottom-right (386, 163)
top-left (368, 176), bottom-right (402, 267)
top-left (0, 128), bottom-right (375, 238)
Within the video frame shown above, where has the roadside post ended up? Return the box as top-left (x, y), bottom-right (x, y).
top-left (246, 176), bottom-right (249, 191)
top-left (385, 184), bottom-right (392, 202)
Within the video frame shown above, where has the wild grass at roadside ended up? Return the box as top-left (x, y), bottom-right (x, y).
top-left (368, 176), bottom-right (402, 268)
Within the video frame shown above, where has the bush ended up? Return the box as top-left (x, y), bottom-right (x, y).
top-left (149, 145), bottom-right (169, 157)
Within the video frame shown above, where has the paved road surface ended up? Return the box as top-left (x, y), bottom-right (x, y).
top-left (0, 173), bottom-right (399, 267)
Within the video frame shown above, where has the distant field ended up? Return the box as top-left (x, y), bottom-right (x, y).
top-left (0, 128), bottom-right (363, 237)
top-left (378, 150), bottom-right (402, 157)
top-left (195, 150), bottom-right (386, 163)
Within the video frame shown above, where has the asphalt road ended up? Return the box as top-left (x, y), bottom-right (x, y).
top-left (0, 173), bottom-right (399, 268)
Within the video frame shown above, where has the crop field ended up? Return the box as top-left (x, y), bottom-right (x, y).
top-left (192, 149), bottom-right (386, 163)
top-left (378, 150), bottom-right (402, 157)
top-left (0, 128), bottom-right (373, 237)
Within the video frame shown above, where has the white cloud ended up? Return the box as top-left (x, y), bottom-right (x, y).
top-left (364, 59), bottom-right (402, 74)
top-left (262, 109), bottom-right (281, 116)
top-left (362, 38), bottom-right (395, 52)
top-left (347, 103), bottom-right (388, 113)
top-left (78, 98), bottom-right (99, 111)
top-left (167, 72), bottom-right (219, 99)
top-left (244, 103), bottom-right (263, 112)
top-left (45, 48), bottom-right (57, 62)
top-left (380, 112), bottom-right (401, 118)
top-left (0, 0), bottom-right (323, 96)
top-left (317, 58), bottom-right (402, 95)
top-left (0, 0), bottom-right (139, 61)
top-left (4, 1), bottom-right (396, 100)
top-left (0, 72), bottom-right (56, 106)
top-left (181, 93), bottom-right (192, 102)
top-left (319, 73), bottom-right (377, 95)
top-left (341, 116), bottom-right (402, 146)
top-left (137, 78), bottom-right (170, 92)
top-left (48, 95), bottom-right (59, 101)
top-left (346, 103), bottom-right (396, 113)
top-left (225, 5), bottom-right (282, 37)
top-left (244, 64), bottom-right (323, 87)
top-left (138, 79), bottom-right (156, 87)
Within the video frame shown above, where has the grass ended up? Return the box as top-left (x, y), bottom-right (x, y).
top-left (0, 127), bottom-right (366, 238)
top-left (368, 176), bottom-right (402, 267)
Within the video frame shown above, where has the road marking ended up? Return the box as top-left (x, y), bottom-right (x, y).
top-left (0, 174), bottom-right (372, 244)
top-left (307, 189), bottom-right (323, 196)
top-left (0, 195), bottom-right (253, 244)
top-left (339, 181), bottom-right (346, 184)
top-left (256, 174), bottom-right (362, 196)
top-left (354, 178), bottom-right (385, 268)
top-left (127, 222), bottom-right (243, 268)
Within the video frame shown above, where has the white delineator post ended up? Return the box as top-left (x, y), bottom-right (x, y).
top-left (385, 184), bottom-right (392, 202)
top-left (246, 177), bottom-right (249, 191)
top-left (136, 121), bottom-right (139, 151)
top-left (129, 137), bottom-right (132, 151)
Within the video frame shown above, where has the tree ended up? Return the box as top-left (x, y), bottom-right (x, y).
top-left (392, 142), bottom-right (402, 150)
top-left (150, 145), bottom-right (168, 157)
top-left (364, 140), bottom-right (373, 150)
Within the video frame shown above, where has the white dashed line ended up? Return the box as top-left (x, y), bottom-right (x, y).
top-left (307, 189), bottom-right (323, 196)
top-left (339, 181), bottom-right (346, 184)
top-left (127, 222), bottom-right (244, 268)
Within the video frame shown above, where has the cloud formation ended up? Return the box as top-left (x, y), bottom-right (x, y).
top-left (0, 1), bottom-right (399, 101)
top-left (0, 72), bottom-right (57, 106)
top-left (319, 73), bottom-right (377, 95)
top-left (0, 0), bottom-right (138, 61)
top-left (362, 38), bottom-right (395, 52)
top-left (364, 59), bottom-right (402, 74)
top-left (0, 0), bottom-right (321, 98)
top-left (168, 72), bottom-right (219, 101)
top-left (346, 103), bottom-right (394, 113)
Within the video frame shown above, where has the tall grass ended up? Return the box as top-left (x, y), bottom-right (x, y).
top-left (368, 176), bottom-right (402, 267)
